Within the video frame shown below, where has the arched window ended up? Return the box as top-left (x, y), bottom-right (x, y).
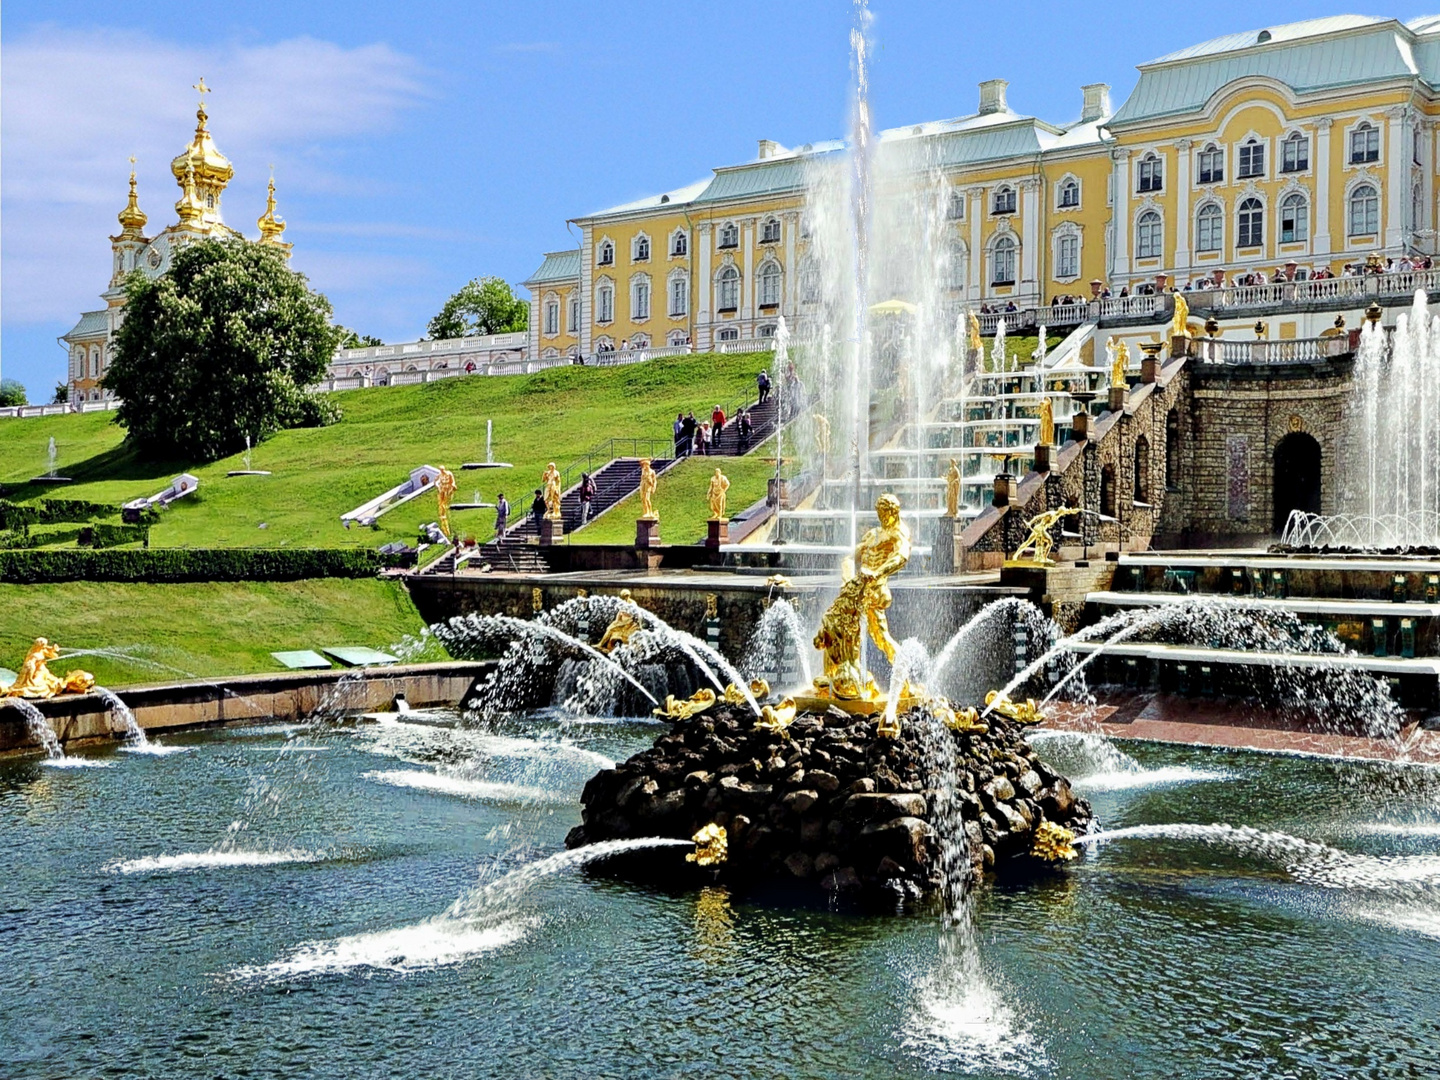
top-left (1238, 138), bottom-right (1265, 179)
top-left (670, 230), bottom-right (688, 257)
top-left (716, 265), bottom-right (740, 311)
top-left (1237, 198), bottom-right (1264, 248)
top-left (1055, 232), bottom-right (1079, 279)
top-left (631, 276), bottom-right (651, 320)
top-left (1134, 435), bottom-right (1150, 504)
top-left (597, 239), bottom-right (614, 266)
top-left (1058, 178), bottom-right (1079, 209)
top-left (1100, 464), bottom-right (1117, 517)
top-left (992, 186), bottom-right (1016, 215)
top-left (1165, 409), bottom-right (1181, 491)
top-left (629, 334), bottom-right (650, 348)
top-left (1136, 211), bottom-right (1163, 259)
top-left (632, 235), bottom-right (650, 262)
top-left (947, 190), bottom-right (965, 219)
top-left (758, 262), bottom-right (782, 307)
top-left (596, 281), bottom-right (615, 323)
top-left (1197, 143), bottom-right (1223, 184)
top-left (799, 258), bottom-right (820, 304)
top-left (1349, 121), bottom-right (1380, 164)
top-left (1280, 193), bottom-right (1309, 243)
top-left (668, 330), bottom-right (689, 347)
top-left (947, 236), bottom-right (968, 289)
top-left (718, 222), bottom-right (739, 249)
top-left (669, 273), bottom-right (688, 317)
top-left (568, 295), bottom-right (580, 334)
top-left (1282, 132), bottom-right (1309, 173)
top-left (1196, 203), bottom-right (1223, 251)
top-left (1348, 185), bottom-right (1379, 236)
top-left (717, 327), bottom-right (739, 342)
top-left (543, 297), bottom-right (560, 336)
top-left (1137, 152), bottom-right (1163, 193)
top-left (991, 236), bottom-right (1016, 285)
top-left (761, 218), bottom-right (781, 243)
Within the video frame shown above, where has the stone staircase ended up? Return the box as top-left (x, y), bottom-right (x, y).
top-left (709, 396), bottom-right (780, 456)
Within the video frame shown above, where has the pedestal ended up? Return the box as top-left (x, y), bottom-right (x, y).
top-left (992, 474), bottom-right (1014, 508)
top-left (1141, 354), bottom-right (1161, 383)
top-left (705, 518), bottom-right (729, 550)
top-left (1107, 385), bottom-right (1126, 413)
top-left (1169, 332), bottom-right (1192, 361)
top-left (1034, 443), bottom-right (1052, 473)
top-left (932, 515), bottom-right (958, 574)
top-left (539, 517), bottom-right (564, 545)
top-left (1072, 410), bottom-right (1092, 441)
top-left (635, 518), bottom-right (660, 548)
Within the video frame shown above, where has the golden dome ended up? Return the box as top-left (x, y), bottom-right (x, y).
top-left (170, 79), bottom-right (233, 208)
top-left (117, 158), bottom-right (147, 234)
top-left (175, 160), bottom-right (205, 227)
top-left (257, 174), bottom-right (288, 246)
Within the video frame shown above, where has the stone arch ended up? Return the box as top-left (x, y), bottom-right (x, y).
top-left (1133, 434), bottom-right (1151, 504)
top-left (1100, 463), bottom-right (1117, 518)
top-left (1273, 431), bottom-right (1321, 534)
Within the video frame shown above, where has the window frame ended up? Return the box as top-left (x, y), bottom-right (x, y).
top-left (543, 298), bottom-right (560, 336)
top-left (596, 281), bottom-right (615, 324)
top-left (1137, 153), bottom-right (1163, 193)
top-left (717, 222), bottom-right (740, 249)
top-left (947, 190), bottom-right (966, 219)
top-left (991, 185), bottom-right (1016, 215)
top-left (632, 234), bottom-right (651, 262)
top-left (1281, 132), bottom-right (1309, 173)
top-left (760, 218), bottom-right (781, 244)
top-left (669, 274), bottom-right (688, 318)
top-left (1237, 139), bottom-right (1266, 180)
top-left (670, 230), bottom-right (688, 257)
top-left (1237, 197), bottom-right (1264, 249)
top-left (1350, 122), bottom-right (1380, 164)
top-left (757, 262), bottom-right (782, 308)
top-left (1058, 178), bottom-right (1080, 209)
top-left (1196, 202), bottom-right (1223, 252)
top-left (1348, 184), bottom-right (1379, 236)
top-left (1197, 144), bottom-right (1224, 185)
top-left (716, 265), bottom-right (740, 312)
top-left (1135, 210), bottom-right (1163, 260)
top-left (1279, 193), bottom-right (1309, 243)
top-left (1056, 232), bottom-right (1079, 279)
top-left (631, 276), bottom-right (651, 321)
top-left (597, 239), bottom-right (614, 266)
top-left (990, 235), bottom-right (1016, 286)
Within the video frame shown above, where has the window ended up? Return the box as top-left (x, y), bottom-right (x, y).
top-left (668, 330), bottom-right (689, 347)
top-left (717, 327), bottom-right (739, 342)
top-left (718, 222), bottom-right (739, 248)
top-left (632, 277), bottom-right (650, 320)
top-left (1136, 211), bottom-right (1163, 259)
top-left (597, 240), bottom-right (614, 266)
top-left (1137, 153), bottom-right (1163, 193)
top-left (758, 324), bottom-right (776, 339)
top-left (633, 235), bottom-right (650, 262)
top-left (1056, 233), bottom-right (1078, 278)
top-left (991, 236), bottom-right (1016, 285)
top-left (597, 282), bottom-right (614, 323)
top-left (669, 275), bottom-right (688, 317)
top-left (717, 265), bottom-right (739, 311)
top-left (1350, 122), bottom-right (1380, 163)
top-left (543, 299), bottom-right (559, 336)
top-left (1100, 464), bottom-right (1117, 517)
top-left (671, 230), bottom-right (687, 257)
top-left (1058, 178), bottom-right (1079, 209)
top-left (948, 237), bottom-right (968, 288)
top-left (1282, 132), bottom-right (1309, 173)
top-left (992, 186), bottom-right (1016, 214)
top-left (1348, 185), bottom-right (1379, 236)
top-left (1280, 193), bottom-right (1308, 243)
top-left (758, 262), bottom-right (781, 307)
top-left (800, 259), bottom-right (820, 304)
top-left (1197, 203), bottom-right (1223, 251)
top-left (1197, 144), bottom-right (1224, 184)
top-left (947, 190), bottom-right (965, 219)
top-left (1238, 139), bottom-right (1265, 179)
top-left (568, 296), bottom-right (580, 333)
top-left (1237, 197), bottom-right (1264, 248)
top-left (761, 218), bottom-right (781, 244)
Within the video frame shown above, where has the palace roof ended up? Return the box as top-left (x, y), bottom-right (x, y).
top-left (525, 249), bottom-right (581, 285)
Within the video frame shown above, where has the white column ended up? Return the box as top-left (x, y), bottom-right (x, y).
top-left (1020, 178), bottom-right (1040, 300)
top-left (1111, 149), bottom-right (1132, 280)
top-left (1313, 119), bottom-right (1332, 255)
top-left (968, 187), bottom-right (983, 301)
top-left (579, 227), bottom-right (593, 356)
top-left (1385, 106), bottom-right (1408, 250)
top-left (783, 211), bottom-right (798, 316)
top-left (697, 222), bottom-right (712, 350)
top-left (1173, 139), bottom-right (1192, 277)
top-left (1424, 121), bottom-right (1437, 242)
top-left (741, 220), bottom-right (755, 322)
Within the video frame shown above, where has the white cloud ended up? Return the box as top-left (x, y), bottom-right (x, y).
top-left (1, 27), bottom-right (426, 325)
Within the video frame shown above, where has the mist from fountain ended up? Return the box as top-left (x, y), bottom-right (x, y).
top-left (10, 698), bottom-right (63, 760)
top-left (740, 598), bottom-right (814, 688)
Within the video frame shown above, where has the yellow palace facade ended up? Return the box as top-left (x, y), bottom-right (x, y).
top-left (526, 15), bottom-right (1439, 359)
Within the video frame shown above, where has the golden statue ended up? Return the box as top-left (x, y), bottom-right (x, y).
top-left (1037, 397), bottom-right (1054, 447)
top-left (653, 687), bottom-right (717, 720)
top-left (765, 574), bottom-right (792, 589)
top-left (597, 588), bottom-right (644, 653)
top-left (755, 697), bottom-right (797, 735)
top-left (1031, 821), bottom-right (1078, 862)
top-left (707, 467), bottom-right (731, 521)
top-left (809, 493), bottom-right (911, 713)
top-left (435, 466), bottom-right (457, 540)
top-left (1110, 340), bottom-right (1130, 388)
top-left (4, 639), bottom-right (94, 699)
top-left (1170, 291), bottom-right (1190, 340)
top-left (1008, 507), bottom-right (1080, 567)
top-left (944, 460), bottom-right (961, 518)
top-left (638, 458), bottom-right (659, 521)
top-left (814, 413), bottom-right (831, 458)
top-left (968, 311), bottom-right (983, 355)
top-left (688, 823), bottom-right (728, 867)
top-left (541, 462), bottom-right (563, 520)
top-left (724, 679), bottom-right (770, 705)
top-left (985, 690), bottom-right (1045, 725)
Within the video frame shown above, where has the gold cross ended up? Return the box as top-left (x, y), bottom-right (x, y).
top-left (193, 77), bottom-right (210, 104)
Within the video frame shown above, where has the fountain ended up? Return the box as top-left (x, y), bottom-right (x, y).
top-left (462, 419), bottom-right (514, 469)
top-left (30, 435), bottom-right (72, 484)
top-left (227, 434), bottom-right (272, 476)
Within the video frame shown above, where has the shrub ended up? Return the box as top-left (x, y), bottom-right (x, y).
top-left (0, 548), bottom-right (391, 584)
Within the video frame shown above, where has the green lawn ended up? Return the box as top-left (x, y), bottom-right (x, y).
top-left (0, 351), bottom-right (772, 551)
top-left (575, 442), bottom-right (780, 545)
top-left (0, 579), bottom-right (433, 688)
top-left (985, 333), bottom-right (1067, 370)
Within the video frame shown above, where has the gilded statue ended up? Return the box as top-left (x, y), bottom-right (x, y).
top-left (985, 689), bottom-right (1045, 725)
top-left (4, 638), bottom-right (94, 699)
top-left (968, 311), bottom-right (983, 356)
top-left (1110, 339), bottom-right (1130, 388)
top-left (1170, 291), bottom-right (1190, 340)
top-left (597, 588), bottom-right (644, 652)
top-left (1009, 506), bottom-right (1080, 566)
top-left (814, 413), bottom-right (831, 458)
top-left (811, 493), bottom-right (911, 715)
top-left (687, 823), bottom-right (728, 867)
top-left (1037, 397), bottom-right (1054, 447)
top-left (653, 687), bottom-right (717, 720)
top-left (944, 459), bottom-right (961, 518)
top-left (707, 468), bottom-right (731, 521)
top-left (755, 697), bottom-right (797, 735)
top-left (541, 462), bottom-right (563, 520)
top-left (1031, 821), bottom-right (1078, 862)
top-left (638, 459), bottom-right (659, 521)
top-left (724, 679), bottom-right (770, 705)
top-left (435, 466), bottom-right (457, 540)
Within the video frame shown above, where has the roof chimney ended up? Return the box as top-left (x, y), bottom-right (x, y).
top-left (978, 79), bottom-right (1008, 115)
top-left (757, 139), bottom-right (783, 160)
top-left (1081, 83), bottom-right (1111, 123)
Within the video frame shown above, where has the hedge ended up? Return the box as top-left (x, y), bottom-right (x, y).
top-left (86, 523), bottom-right (151, 549)
top-left (0, 498), bottom-right (119, 529)
top-left (0, 548), bottom-right (390, 584)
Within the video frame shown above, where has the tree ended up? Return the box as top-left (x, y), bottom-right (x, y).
top-left (0, 379), bottom-right (26, 407)
top-left (105, 238), bottom-right (342, 462)
top-left (52, 382), bottom-right (70, 405)
top-left (336, 326), bottom-right (383, 349)
top-left (427, 276), bottom-right (528, 340)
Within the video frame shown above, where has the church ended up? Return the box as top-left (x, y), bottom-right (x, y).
top-left (60, 81), bottom-right (292, 406)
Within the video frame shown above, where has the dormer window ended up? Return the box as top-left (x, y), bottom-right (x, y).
top-left (760, 217), bottom-right (781, 243)
top-left (633, 235), bottom-right (650, 261)
top-left (991, 185), bottom-right (1016, 215)
top-left (1137, 153), bottom-right (1162, 193)
top-left (718, 222), bottom-right (739, 249)
top-left (1197, 144), bottom-right (1223, 184)
top-left (597, 240), bottom-right (614, 266)
top-left (1058, 178), bottom-right (1079, 209)
top-left (1238, 138), bottom-right (1265, 179)
top-left (1350, 122), bottom-right (1380, 164)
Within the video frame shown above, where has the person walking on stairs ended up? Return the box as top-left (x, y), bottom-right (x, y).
top-left (494, 492), bottom-right (509, 540)
top-left (579, 472), bottom-right (597, 524)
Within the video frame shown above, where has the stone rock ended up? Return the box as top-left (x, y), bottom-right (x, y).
top-left (844, 791), bottom-right (927, 820)
top-left (638, 788), bottom-right (686, 820)
top-left (1041, 778), bottom-right (1075, 818)
top-left (814, 851), bottom-right (840, 874)
top-left (783, 852), bottom-right (814, 879)
top-left (860, 815), bottom-right (934, 866)
top-left (821, 866), bottom-right (861, 891)
top-left (1017, 769), bottom-right (1042, 796)
top-left (982, 776), bottom-right (1015, 803)
top-left (799, 816), bottom-right (825, 846)
top-left (846, 777), bottom-right (876, 795)
top-left (808, 769), bottom-right (840, 793)
top-left (782, 788), bottom-right (820, 814)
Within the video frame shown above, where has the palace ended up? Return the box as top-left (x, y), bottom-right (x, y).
top-left (522, 14), bottom-right (1440, 361)
top-left (60, 81), bottom-right (292, 407)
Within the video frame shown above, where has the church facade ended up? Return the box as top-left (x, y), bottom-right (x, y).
top-left (60, 85), bottom-right (291, 406)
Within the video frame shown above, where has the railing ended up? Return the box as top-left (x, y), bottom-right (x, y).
top-left (1376, 267), bottom-right (1440, 297)
top-left (1292, 277), bottom-right (1368, 303)
top-left (1199, 336), bottom-right (1348, 365)
top-left (591, 344), bottom-right (692, 366)
top-left (561, 437), bottom-right (676, 489)
top-left (715, 337), bottom-right (775, 354)
top-left (0, 402), bottom-right (90, 419)
top-left (1216, 282), bottom-right (1289, 308)
top-left (1044, 303), bottom-right (1088, 327)
top-left (1096, 294), bottom-right (1163, 319)
top-left (337, 331), bottom-right (527, 363)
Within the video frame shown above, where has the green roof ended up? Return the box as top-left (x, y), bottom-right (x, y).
top-left (62, 310), bottom-right (108, 341)
top-left (524, 250), bottom-right (580, 286)
top-left (691, 155), bottom-right (826, 205)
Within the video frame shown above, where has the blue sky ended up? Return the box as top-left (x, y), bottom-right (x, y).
top-left (3, 1), bottom-right (1430, 398)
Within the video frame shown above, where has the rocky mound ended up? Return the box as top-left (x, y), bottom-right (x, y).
top-left (566, 703), bottom-right (1091, 900)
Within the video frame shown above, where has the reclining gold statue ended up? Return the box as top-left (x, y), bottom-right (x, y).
top-left (3, 638), bottom-right (94, 699)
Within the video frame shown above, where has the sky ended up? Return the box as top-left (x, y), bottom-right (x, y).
top-left (3, 1), bottom-right (1433, 399)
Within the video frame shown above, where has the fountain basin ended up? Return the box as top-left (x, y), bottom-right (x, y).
top-left (226, 469), bottom-right (272, 476)
top-left (28, 475), bottom-right (72, 484)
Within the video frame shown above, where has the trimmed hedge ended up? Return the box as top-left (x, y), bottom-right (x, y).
top-left (0, 548), bottom-right (389, 584)
top-left (86, 523), bottom-right (151, 549)
top-left (0, 498), bottom-right (119, 529)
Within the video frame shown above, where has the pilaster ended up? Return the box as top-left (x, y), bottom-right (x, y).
top-left (1111, 149), bottom-right (1132, 279)
top-left (1313, 119), bottom-right (1332, 254)
top-left (1173, 139), bottom-right (1192, 273)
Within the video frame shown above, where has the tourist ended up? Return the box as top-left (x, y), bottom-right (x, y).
top-left (673, 412), bottom-right (685, 456)
top-left (495, 492), bottom-right (509, 539)
top-left (579, 472), bottom-right (597, 524)
top-left (757, 369), bottom-right (771, 404)
top-left (739, 407), bottom-right (753, 451)
top-left (712, 403), bottom-right (726, 431)
top-left (697, 421), bottom-right (711, 456)
top-left (530, 488), bottom-right (545, 526)
top-left (681, 410), bottom-right (697, 456)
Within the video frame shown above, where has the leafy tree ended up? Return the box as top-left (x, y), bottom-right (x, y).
top-left (427, 276), bottom-right (528, 340)
top-left (52, 382), bottom-right (70, 405)
top-left (105, 238), bottom-right (342, 462)
top-left (336, 326), bottom-right (383, 349)
top-left (0, 379), bottom-right (26, 407)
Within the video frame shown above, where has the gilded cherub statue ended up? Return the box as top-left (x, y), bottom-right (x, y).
top-left (541, 462), bottom-right (563, 520)
top-left (707, 467), bottom-right (731, 521)
top-left (944, 459), bottom-right (961, 518)
top-left (814, 413), bottom-right (831, 458)
top-left (638, 459), bottom-right (659, 521)
top-left (1111, 340), bottom-right (1130, 389)
top-left (968, 311), bottom-right (983, 356)
top-left (4, 638), bottom-right (94, 699)
top-left (435, 466), bottom-right (457, 540)
top-left (597, 589), bottom-right (644, 653)
top-left (1009, 506), bottom-right (1080, 566)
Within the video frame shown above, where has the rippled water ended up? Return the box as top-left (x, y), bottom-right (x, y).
top-left (3, 712), bottom-right (1440, 1078)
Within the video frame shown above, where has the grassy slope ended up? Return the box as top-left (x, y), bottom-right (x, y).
top-left (0, 579), bottom-right (431, 688)
top-left (0, 352), bottom-right (771, 550)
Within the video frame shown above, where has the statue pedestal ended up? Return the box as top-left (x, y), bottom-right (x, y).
top-left (1107, 385), bottom-right (1126, 413)
top-left (539, 517), bottom-right (564, 545)
top-left (1034, 443), bottom-right (1052, 473)
top-left (636, 518), bottom-right (660, 548)
top-left (705, 518), bottom-right (729, 551)
top-left (932, 515), bottom-right (958, 574)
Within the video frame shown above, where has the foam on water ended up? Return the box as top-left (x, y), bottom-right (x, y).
top-left (40, 757), bottom-right (113, 769)
top-left (118, 742), bottom-right (192, 757)
top-left (1025, 730), bottom-right (1230, 792)
top-left (1072, 765), bottom-right (1232, 793)
top-left (360, 721), bottom-right (614, 770)
top-left (1354, 902), bottom-right (1440, 939)
top-left (1354, 821), bottom-right (1440, 838)
top-left (362, 768), bottom-right (558, 803)
top-left (107, 848), bottom-right (328, 874)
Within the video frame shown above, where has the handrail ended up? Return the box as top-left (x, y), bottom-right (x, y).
top-left (560, 436), bottom-right (675, 489)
